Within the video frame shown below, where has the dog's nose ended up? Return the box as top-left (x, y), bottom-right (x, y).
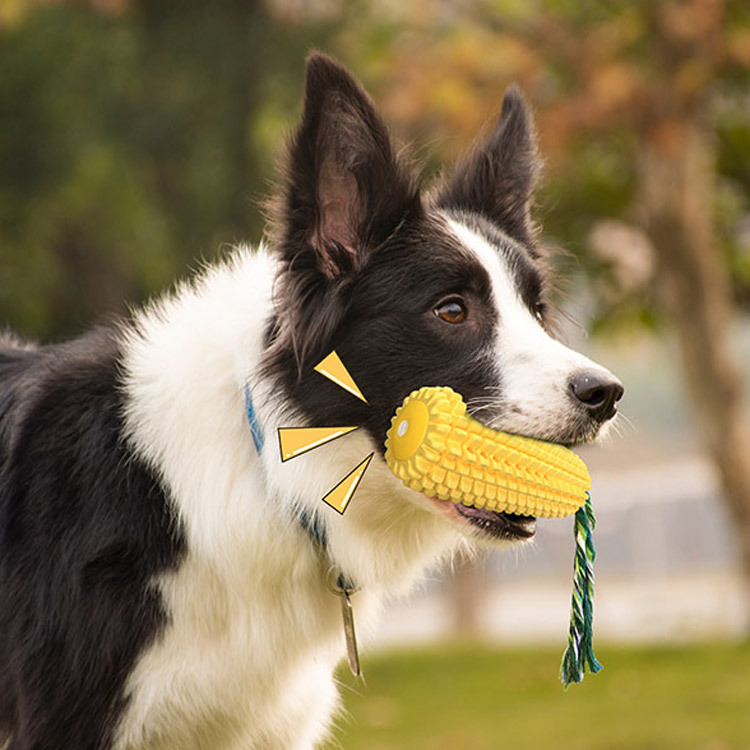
top-left (568, 370), bottom-right (624, 423)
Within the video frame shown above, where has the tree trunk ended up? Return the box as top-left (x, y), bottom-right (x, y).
top-left (638, 120), bottom-right (750, 596)
top-left (450, 553), bottom-right (484, 636)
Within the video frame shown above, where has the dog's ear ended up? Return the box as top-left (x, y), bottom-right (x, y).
top-left (276, 53), bottom-right (420, 278)
top-left (437, 85), bottom-right (540, 249)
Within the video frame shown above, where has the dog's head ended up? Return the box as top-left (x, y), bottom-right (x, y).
top-left (264, 53), bottom-right (622, 546)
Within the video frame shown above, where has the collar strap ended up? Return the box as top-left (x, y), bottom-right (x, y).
top-left (299, 504), bottom-right (357, 593)
top-left (244, 384), bottom-right (357, 593)
top-left (244, 385), bottom-right (265, 454)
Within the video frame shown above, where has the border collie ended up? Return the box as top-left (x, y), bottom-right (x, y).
top-left (0, 53), bottom-right (622, 749)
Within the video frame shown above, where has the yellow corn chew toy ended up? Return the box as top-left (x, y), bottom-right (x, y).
top-left (385, 385), bottom-right (602, 687)
top-left (384, 386), bottom-right (590, 518)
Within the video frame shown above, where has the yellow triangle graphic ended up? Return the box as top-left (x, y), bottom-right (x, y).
top-left (314, 351), bottom-right (368, 403)
top-left (278, 425), bottom-right (359, 462)
top-left (322, 453), bottom-right (374, 514)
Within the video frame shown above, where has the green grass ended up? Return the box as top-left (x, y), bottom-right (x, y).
top-left (331, 642), bottom-right (750, 750)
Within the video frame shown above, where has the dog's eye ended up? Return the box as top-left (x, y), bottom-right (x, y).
top-left (534, 301), bottom-right (547, 322)
top-left (434, 298), bottom-right (466, 324)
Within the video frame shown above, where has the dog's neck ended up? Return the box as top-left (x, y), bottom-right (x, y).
top-left (123, 245), bottom-right (464, 599)
top-left (244, 382), bottom-right (359, 595)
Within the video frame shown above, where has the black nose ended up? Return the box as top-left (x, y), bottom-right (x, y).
top-left (568, 370), bottom-right (624, 423)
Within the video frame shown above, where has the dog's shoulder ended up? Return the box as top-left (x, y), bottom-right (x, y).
top-left (1, 328), bottom-right (119, 471)
top-left (0, 326), bottom-right (186, 749)
top-left (0, 325), bottom-right (183, 579)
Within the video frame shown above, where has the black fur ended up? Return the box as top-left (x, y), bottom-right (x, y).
top-left (450, 210), bottom-right (548, 320)
top-left (0, 330), bottom-right (185, 749)
top-left (266, 209), bottom-right (504, 454)
top-left (263, 55), bottom-right (545, 455)
top-left (1, 52), bottom-right (556, 748)
top-left (436, 84), bottom-right (540, 253)
top-left (268, 53), bottom-right (422, 375)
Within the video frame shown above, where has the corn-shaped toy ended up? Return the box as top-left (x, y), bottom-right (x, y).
top-left (384, 386), bottom-right (602, 688)
top-left (384, 386), bottom-right (590, 519)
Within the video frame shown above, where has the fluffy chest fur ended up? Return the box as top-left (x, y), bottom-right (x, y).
top-left (0, 52), bottom-right (621, 750)
top-left (114, 248), bottom-right (460, 748)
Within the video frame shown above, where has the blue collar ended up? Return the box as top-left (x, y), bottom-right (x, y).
top-left (244, 385), bottom-right (356, 592)
top-left (244, 386), bottom-right (265, 454)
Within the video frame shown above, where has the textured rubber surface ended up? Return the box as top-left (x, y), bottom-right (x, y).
top-left (385, 386), bottom-right (591, 518)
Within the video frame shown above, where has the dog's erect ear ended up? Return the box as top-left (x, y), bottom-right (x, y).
top-left (277, 53), bottom-right (420, 278)
top-left (437, 85), bottom-right (540, 249)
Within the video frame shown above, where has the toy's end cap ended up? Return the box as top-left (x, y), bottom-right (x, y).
top-left (387, 398), bottom-right (429, 461)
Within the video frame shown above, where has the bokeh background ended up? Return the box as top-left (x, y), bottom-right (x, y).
top-left (2, 1), bottom-right (750, 748)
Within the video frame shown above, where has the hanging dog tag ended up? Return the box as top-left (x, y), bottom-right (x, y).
top-left (339, 589), bottom-right (361, 677)
top-left (326, 566), bottom-right (361, 678)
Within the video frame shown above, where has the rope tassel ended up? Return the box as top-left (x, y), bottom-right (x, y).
top-left (382, 387), bottom-right (603, 688)
top-left (560, 491), bottom-right (602, 688)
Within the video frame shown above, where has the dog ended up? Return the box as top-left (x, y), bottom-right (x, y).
top-left (0, 52), bottom-right (623, 749)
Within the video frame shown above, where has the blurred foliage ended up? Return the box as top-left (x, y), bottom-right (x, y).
top-left (0, 0), bottom-right (749, 339)
top-left (0, 0), bottom-right (336, 338)
top-left (335, 642), bottom-right (750, 749)
top-left (345, 0), bottom-right (750, 331)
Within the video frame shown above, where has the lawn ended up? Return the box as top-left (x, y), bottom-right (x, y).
top-left (332, 641), bottom-right (750, 750)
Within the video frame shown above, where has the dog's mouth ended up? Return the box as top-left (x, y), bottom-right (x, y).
top-left (429, 496), bottom-right (536, 541)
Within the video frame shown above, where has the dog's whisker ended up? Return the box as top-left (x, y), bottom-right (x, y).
top-left (614, 412), bottom-right (636, 435)
top-left (0, 50), bottom-right (625, 747)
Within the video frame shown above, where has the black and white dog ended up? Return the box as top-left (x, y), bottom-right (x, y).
top-left (0, 54), bottom-right (622, 749)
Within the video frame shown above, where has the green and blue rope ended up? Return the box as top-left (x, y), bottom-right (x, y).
top-left (560, 491), bottom-right (602, 688)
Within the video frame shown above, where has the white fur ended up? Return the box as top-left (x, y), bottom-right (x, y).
top-left (114, 219), bottom-right (616, 748)
top-left (446, 218), bottom-right (616, 441)
top-left (116, 246), bottom-right (464, 749)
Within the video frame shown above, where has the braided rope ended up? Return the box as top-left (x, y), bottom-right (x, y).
top-left (560, 491), bottom-right (602, 688)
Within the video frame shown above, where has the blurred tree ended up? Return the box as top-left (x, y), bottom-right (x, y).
top-left (634, 1), bottom-right (750, 600)
top-left (349, 0), bottom-right (750, 601)
top-left (2, 0), bottom-right (750, 613)
top-left (0, 0), bottom-right (336, 339)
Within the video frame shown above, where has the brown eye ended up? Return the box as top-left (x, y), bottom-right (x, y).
top-left (434, 298), bottom-right (466, 324)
